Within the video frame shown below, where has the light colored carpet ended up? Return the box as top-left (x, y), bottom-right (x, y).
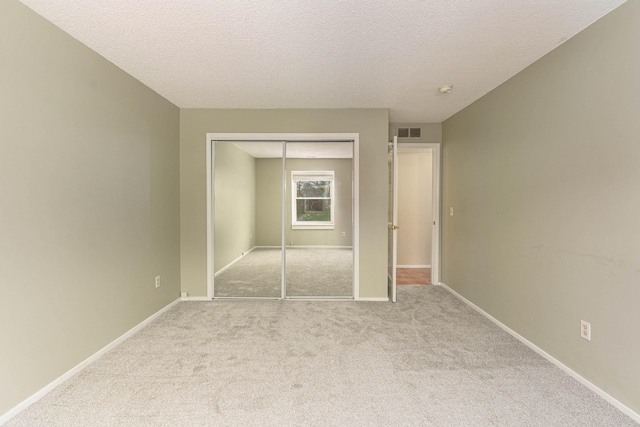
top-left (6, 286), bottom-right (637, 426)
top-left (214, 247), bottom-right (353, 298)
top-left (214, 248), bottom-right (282, 298)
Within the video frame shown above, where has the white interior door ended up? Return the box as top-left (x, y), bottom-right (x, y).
top-left (388, 136), bottom-right (398, 302)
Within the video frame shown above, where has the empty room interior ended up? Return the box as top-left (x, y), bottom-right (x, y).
top-left (1, 0), bottom-right (639, 425)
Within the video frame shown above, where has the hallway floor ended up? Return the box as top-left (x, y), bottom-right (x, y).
top-left (397, 268), bottom-right (431, 285)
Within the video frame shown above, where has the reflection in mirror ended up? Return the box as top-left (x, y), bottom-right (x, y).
top-left (213, 142), bottom-right (282, 298)
top-left (285, 142), bottom-right (354, 297)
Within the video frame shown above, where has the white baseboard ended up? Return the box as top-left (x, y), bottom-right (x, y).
top-left (180, 296), bottom-right (211, 301)
top-left (437, 282), bottom-right (640, 424)
top-left (0, 298), bottom-right (181, 426)
top-left (285, 297), bottom-right (354, 302)
top-left (357, 297), bottom-right (389, 302)
top-left (255, 245), bottom-right (353, 249)
top-left (214, 246), bottom-right (256, 277)
top-left (287, 245), bottom-right (353, 249)
top-left (397, 264), bottom-right (431, 268)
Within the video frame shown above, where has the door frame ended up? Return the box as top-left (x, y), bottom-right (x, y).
top-left (388, 136), bottom-right (399, 302)
top-left (205, 132), bottom-right (360, 300)
top-left (395, 142), bottom-right (441, 286)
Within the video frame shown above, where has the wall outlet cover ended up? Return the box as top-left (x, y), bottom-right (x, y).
top-left (581, 320), bottom-right (591, 341)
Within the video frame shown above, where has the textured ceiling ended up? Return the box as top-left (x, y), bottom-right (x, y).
top-left (19, 0), bottom-right (626, 122)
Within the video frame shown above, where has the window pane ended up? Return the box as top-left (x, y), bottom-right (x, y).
top-left (296, 181), bottom-right (331, 198)
top-left (296, 199), bottom-right (331, 222)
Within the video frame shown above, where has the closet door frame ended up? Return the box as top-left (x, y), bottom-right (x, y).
top-left (206, 133), bottom-right (360, 300)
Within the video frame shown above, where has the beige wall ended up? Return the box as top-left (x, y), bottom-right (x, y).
top-left (389, 123), bottom-right (442, 143)
top-left (442, 0), bottom-right (640, 414)
top-left (255, 158), bottom-right (353, 247)
top-left (180, 109), bottom-right (389, 298)
top-left (214, 143), bottom-right (256, 272)
top-left (0, 0), bottom-right (180, 416)
top-left (254, 158), bottom-right (283, 248)
top-left (397, 151), bottom-right (432, 266)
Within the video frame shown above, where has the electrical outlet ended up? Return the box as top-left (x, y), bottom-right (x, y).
top-left (341, 231), bottom-right (346, 237)
top-left (580, 320), bottom-right (591, 341)
top-left (181, 291), bottom-right (188, 298)
top-left (155, 276), bottom-right (160, 288)
top-left (449, 207), bottom-right (454, 216)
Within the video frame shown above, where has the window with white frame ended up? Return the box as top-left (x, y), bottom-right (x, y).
top-left (291, 171), bottom-right (334, 230)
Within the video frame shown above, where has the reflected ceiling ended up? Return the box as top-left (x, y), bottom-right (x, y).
top-left (231, 142), bottom-right (353, 159)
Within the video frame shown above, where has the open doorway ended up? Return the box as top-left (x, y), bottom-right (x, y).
top-left (396, 146), bottom-right (433, 285)
top-left (388, 140), bottom-right (440, 300)
top-left (390, 143), bottom-right (440, 292)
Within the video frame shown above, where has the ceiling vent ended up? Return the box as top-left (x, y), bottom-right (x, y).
top-left (397, 127), bottom-right (421, 139)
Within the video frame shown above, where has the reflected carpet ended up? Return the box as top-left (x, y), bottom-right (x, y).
top-left (214, 247), bottom-right (353, 298)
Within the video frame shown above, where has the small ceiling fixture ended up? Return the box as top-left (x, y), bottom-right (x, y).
top-left (438, 84), bottom-right (453, 94)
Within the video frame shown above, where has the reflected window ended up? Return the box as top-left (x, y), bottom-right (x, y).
top-left (291, 171), bottom-right (334, 229)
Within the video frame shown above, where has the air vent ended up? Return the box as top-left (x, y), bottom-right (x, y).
top-left (397, 127), bottom-right (421, 139)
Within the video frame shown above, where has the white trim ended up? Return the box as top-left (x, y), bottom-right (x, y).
top-left (389, 136), bottom-right (398, 303)
top-left (206, 133), bottom-right (360, 300)
top-left (0, 299), bottom-right (181, 426)
top-left (397, 264), bottom-right (431, 268)
top-left (353, 136), bottom-right (360, 300)
top-left (437, 282), bottom-right (640, 424)
top-left (290, 171), bottom-right (335, 181)
top-left (284, 295), bottom-right (353, 302)
top-left (351, 133), bottom-right (360, 300)
top-left (214, 255), bottom-right (243, 277)
top-left (207, 133), bottom-right (357, 142)
top-left (256, 245), bottom-right (352, 249)
top-left (431, 144), bottom-right (441, 286)
top-left (214, 246), bottom-right (256, 277)
top-left (288, 245), bottom-right (352, 249)
top-left (181, 296), bottom-right (211, 301)
top-left (282, 141), bottom-right (287, 299)
top-left (291, 224), bottom-right (334, 230)
top-left (356, 297), bottom-right (389, 302)
top-left (206, 138), bottom-right (214, 299)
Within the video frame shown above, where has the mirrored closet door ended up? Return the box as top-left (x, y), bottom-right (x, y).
top-left (212, 139), bottom-right (353, 299)
top-left (285, 142), bottom-right (354, 298)
top-left (213, 142), bottom-right (283, 298)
